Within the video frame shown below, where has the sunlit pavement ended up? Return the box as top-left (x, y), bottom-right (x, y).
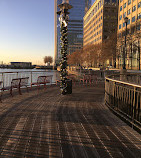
top-left (0, 84), bottom-right (140, 158)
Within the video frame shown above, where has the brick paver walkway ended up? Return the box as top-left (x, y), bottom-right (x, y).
top-left (0, 84), bottom-right (141, 158)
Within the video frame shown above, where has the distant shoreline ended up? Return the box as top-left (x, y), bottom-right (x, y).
top-left (0, 66), bottom-right (57, 70)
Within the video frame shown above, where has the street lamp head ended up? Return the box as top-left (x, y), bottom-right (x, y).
top-left (124, 17), bottom-right (128, 23)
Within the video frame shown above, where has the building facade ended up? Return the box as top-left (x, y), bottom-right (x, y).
top-left (83, 0), bottom-right (118, 67)
top-left (117, 0), bottom-right (141, 70)
top-left (10, 62), bottom-right (32, 68)
top-left (84, 0), bottom-right (118, 46)
top-left (54, 0), bottom-right (91, 66)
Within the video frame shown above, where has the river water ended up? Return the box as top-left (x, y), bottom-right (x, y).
top-left (0, 69), bottom-right (60, 87)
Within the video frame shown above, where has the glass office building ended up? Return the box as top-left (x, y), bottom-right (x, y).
top-left (54, 0), bottom-right (91, 65)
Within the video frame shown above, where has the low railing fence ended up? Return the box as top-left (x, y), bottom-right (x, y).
top-left (109, 73), bottom-right (141, 86)
top-left (0, 71), bottom-right (57, 90)
top-left (105, 76), bottom-right (141, 126)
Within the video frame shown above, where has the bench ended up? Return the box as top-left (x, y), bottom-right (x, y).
top-left (80, 74), bottom-right (104, 85)
top-left (2, 77), bottom-right (29, 96)
top-left (31, 75), bottom-right (53, 89)
top-left (80, 74), bottom-right (91, 85)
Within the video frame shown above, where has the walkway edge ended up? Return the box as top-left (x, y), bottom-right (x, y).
top-left (105, 102), bottom-right (141, 134)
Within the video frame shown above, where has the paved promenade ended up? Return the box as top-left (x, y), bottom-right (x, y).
top-left (0, 84), bottom-right (141, 158)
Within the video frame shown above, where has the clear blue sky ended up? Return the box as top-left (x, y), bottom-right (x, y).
top-left (0, 0), bottom-right (94, 65)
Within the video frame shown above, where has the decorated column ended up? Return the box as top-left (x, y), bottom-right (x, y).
top-left (57, 0), bottom-right (72, 95)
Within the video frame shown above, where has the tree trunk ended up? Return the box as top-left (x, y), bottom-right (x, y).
top-left (131, 43), bottom-right (133, 69)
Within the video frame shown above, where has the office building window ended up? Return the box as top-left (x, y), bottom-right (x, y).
top-left (124, 3), bottom-right (126, 8)
top-left (127, 9), bottom-right (131, 15)
top-left (138, 2), bottom-right (141, 8)
top-left (123, 22), bottom-right (125, 27)
top-left (120, 6), bottom-right (122, 11)
top-left (132, 16), bottom-right (135, 22)
top-left (137, 13), bottom-right (141, 19)
top-left (132, 5), bottom-right (136, 12)
top-left (128, 0), bottom-right (131, 5)
top-left (120, 0), bottom-right (123, 2)
top-left (101, 16), bottom-right (102, 19)
top-left (120, 15), bottom-right (122, 20)
top-left (137, 24), bottom-right (140, 30)
top-left (119, 24), bottom-right (121, 29)
top-left (123, 12), bottom-right (126, 18)
top-left (127, 19), bottom-right (130, 25)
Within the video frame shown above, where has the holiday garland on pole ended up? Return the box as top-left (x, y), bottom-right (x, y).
top-left (57, 1), bottom-right (72, 95)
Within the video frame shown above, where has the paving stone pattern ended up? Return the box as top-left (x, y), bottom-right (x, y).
top-left (0, 85), bottom-right (141, 158)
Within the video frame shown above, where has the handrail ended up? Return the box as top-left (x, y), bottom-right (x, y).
top-left (107, 73), bottom-right (141, 78)
top-left (106, 73), bottom-right (141, 87)
top-left (0, 70), bottom-right (52, 74)
top-left (105, 75), bottom-right (141, 127)
top-left (105, 77), bottom-right (141, 88)
top-left (0, 70), bottom-right (57, 90)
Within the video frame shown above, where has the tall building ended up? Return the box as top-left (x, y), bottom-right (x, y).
top-left (117, 0), bottom-right (141, 70)
top-left (54, 0), bottom-right (91, 66)
top-left (83, 0), bottom-right (118, 67)
top-left (84, 0), bottom-right (118, 46)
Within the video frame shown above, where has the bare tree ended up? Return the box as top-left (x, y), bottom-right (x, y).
top-left (68, 50), bottom-right (83, 66)
top-left (43, 56), bottom-right (53, 65)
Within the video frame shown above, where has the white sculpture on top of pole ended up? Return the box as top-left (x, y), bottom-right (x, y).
top-left (62, 0), bottom-right (69, 3)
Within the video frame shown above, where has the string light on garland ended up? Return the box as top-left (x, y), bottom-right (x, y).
top-left (57, 0), bottom-right (73, 95)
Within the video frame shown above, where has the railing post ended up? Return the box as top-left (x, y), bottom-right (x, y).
top-left (113, 81), bottom-right (115, 108)
top-left (139, 94), bottom-right (141, 122)
top-left (31, 71), bottom-right (32, 88)
top-left (2, 73), bottom-right (4, 89)
top-left (105, 78), bottom-right (107, 104)
top-left (132, 87), bottom-right (136, 128)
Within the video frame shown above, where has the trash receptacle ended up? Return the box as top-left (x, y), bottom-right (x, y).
top-left (66, 79), bottom-right (72, 94)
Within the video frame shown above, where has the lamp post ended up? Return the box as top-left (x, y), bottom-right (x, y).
top-left (57, 0), bottom-right (73, 95)
top-left (123, 17), bottom-right (128, 70)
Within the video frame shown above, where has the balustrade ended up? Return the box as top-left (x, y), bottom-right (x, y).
top-left (105, 74), bottom-right (141, 128)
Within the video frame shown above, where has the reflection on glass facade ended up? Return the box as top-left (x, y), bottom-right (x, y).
top-left (54, 0), bottom-right (91, 65)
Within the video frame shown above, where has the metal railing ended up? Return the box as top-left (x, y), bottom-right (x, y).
top-left (105, 74), bottom-right (141, 127)
top-left (0, 70), bottom-right (59, 90)
top-left (109, 73), bottom-right (141, 85)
